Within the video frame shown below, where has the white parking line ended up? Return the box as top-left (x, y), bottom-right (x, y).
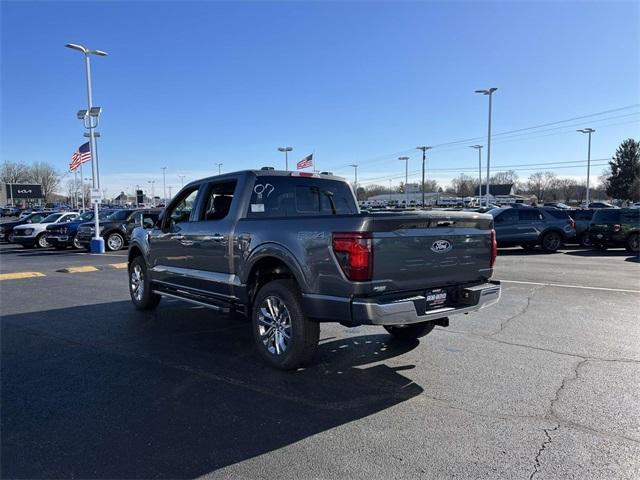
top-left (498, 279), bottom-right (640, 294)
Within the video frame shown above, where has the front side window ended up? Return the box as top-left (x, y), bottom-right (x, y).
top-left (169, 188), bottom-right (199, 224)
top-left (106, 210), bottom-right (132, 222)
top-left (42, 213), bottom-right (63, 223)
top-left (495, 209), bottom-right (517, 224)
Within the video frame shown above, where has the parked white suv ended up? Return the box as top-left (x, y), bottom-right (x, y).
top-left (12, 212), bottom-right (79, 248)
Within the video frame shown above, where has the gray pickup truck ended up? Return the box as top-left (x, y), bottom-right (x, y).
top-left (127, 169), bottom-right (500, 369)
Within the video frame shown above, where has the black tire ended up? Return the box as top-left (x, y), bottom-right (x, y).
top-left (251, 279), bottom-right (319, 370)
top-left (384, 322), bottom-right (435, 341)
top-left (626, 233), bottom-right (639, 253)
top-left (7, 232), bottom-right (15, 243)
top-left (128, 256), bottom-right (161, 310)
top-left (105, 232), bottom-right (124, 251)
top-left (579, 231), bottom-right (592, 247)
top-left (541, 231), bottom-right (562, 252)
top-left (35, 233), bottom-right (50, 249)
top-left (72, 236), bottom-right (83, 250)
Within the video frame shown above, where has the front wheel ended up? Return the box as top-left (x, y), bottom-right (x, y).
top-left (129, 256), bottom-right (161, 310)
top-left (541, 231), bottom-right (562, 252)
top-left (7, 232), bottom-right (15, 243)
top-left (251, 279), bottom-right (319, 370)
top-left (626, 233), bottom-right (639, 253)
top-left (384, 322), bottom-right (435, 341)
top-left (579, 232), bottom-right (592, 247)
top-left (106, 232), bottom-right (124, 251)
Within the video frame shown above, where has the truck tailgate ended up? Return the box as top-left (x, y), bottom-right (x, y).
top-left (369, 212), bottom-right (493, 292)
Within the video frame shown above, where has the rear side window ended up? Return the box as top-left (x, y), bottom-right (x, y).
top-left (518, 209), bottom-right (542, 221)
top-left (544, 209), bottom-right (570, 219)
top-left (247, 176), bottom-right (357, 218)
top-left (199, 181), bottom-right (237, 221)
top-left (621, 209), bottom-right (640, 224)
top-left (593, 209), bottom-right (621, 223)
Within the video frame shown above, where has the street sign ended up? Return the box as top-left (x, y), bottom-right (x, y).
top-left (90, 188), bottom-right (103, 204)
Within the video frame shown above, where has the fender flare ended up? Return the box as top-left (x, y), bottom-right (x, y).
top-left (242, 242), bottom-right (311, 293)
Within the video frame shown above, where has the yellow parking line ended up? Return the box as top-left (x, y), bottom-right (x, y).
top-left (64, 266), bottom-right (99, 273)
top-left (0, 272), bottom-right (46, 281)
top-left (109, 262), bottom-right (128, 269)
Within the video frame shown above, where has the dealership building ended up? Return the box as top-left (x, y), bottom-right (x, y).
top-left (1, 184), bottom-right (44, 206)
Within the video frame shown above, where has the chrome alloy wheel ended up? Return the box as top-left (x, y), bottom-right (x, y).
top-left (107, 234), bottom-right (123, 251)
top-left (257, 296), bottom-right (292, 355)
top-left (130, 264), bottom-right (145, 302)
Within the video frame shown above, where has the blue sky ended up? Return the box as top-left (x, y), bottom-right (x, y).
top-left (1, 0), bottom-right (638, 197)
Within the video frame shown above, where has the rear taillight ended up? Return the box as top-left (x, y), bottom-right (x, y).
top-left (332, 232), bottom-right (373, 281)
top-left (490, 229), bottom-right (497, 267)
top-left (613, 224), bottom-right (622, 232)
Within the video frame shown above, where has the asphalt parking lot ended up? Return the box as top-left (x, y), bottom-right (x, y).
top-left (1, 242), bottom-right (639, 479)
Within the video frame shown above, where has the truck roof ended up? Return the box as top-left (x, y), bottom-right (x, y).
top-left (185, 169), bottom-right (346, 187)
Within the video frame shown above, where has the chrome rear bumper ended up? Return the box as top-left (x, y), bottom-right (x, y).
top-left (351, 281), bottom-right (501, 326)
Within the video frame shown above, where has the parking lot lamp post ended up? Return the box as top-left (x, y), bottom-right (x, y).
top-left (178, 175), bottom-right (185, 188)
top-left (349, 164), bottom-right (358, 199)
top-left (168, 186), bottom-right (172, 200)
top-left (278, 147), bottom-right (293, 170)
top-left (475, 87), bottom-right (497, 207)
top-left (148, 180), bottom-right (156, 206)
top-left (398, 156), bottom-right (409, 207)
top-left (389, 179), bottom-right (392, 202)
top-left (66, 43), bottom-right (107, 253)
top-left (161, 167), bottom-right (167, 205)
top-left (470, 145), bottom-right (483, 206)
top-left (416, 146), bottom-right (432, 207)
top-left (577, 128), bottom-right (595, 207)
top-left (216, 163), bottom-right (223, 175)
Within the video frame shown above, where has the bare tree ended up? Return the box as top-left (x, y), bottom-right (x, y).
top-left (450, 174), bottom-right (477, 197)
top-left (490, 170), bottom-right (519, 185)
top-left (0, 161), bottom-right (31, 184)
top-left (27, 161), bottom-right (60, 202)
top-left (526, 171), bottom-right (557, 202)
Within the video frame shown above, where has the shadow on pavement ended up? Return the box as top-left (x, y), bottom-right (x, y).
top-left (497, 247), bottom-right (558, 256)
top-left (1, 300), bottom-right (422, 478)
top-left (563, 248), bottom-right (634, 258)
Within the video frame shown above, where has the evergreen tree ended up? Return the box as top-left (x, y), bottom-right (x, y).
top-left (606, 138), bottom-right (639, 201)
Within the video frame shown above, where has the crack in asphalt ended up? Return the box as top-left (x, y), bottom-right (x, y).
top-left (529, 425), bottom-right (559, 480)
top-left (489, 285), bottom-right (542, 337)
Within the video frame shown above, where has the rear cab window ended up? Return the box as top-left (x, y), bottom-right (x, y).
top-left (247, 176), bottom-right (357, 218)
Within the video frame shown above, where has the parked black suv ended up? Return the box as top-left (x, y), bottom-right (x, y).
top-left (490, 207), bottom-right (576, 252)
top-left (76, 209), bottom-right (162, 251)
top-left (589, 208), bottom-right (639, 252)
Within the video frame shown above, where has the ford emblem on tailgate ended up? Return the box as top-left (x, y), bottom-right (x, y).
top-left (430, 239), bottom-right (452, 253)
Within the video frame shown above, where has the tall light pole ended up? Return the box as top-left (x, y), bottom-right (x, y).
top-left (216, 162), bottom-right (223, 175)
top-left (147, 180), bottom-right (155, 206)
top-left (389, 179), bottom-right (392, 202)
top-left (577, 128), bottom-right (595, 207)
top-left (178, 175), bottom-right (185, 188)
top-left (475, 87), bottom-right (497, 207)
top-left (168, 186), bottom-right (173, 200)
top-left (349, 164), bottom-right (358, 199)
top-left (278, 147), bottom-right (293, 170)
top-left (470, 145), bottom-right (483, 206)
top-left (66, 43), bottom-right (107, 253)
top-left (161, 167), bottom-right (167, 205)
top-left (416, 146), bottom-right (432, 207)
top-left (398, 156), bottom-right (409, 207)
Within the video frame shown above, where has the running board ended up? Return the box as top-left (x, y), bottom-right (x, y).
top-left (152, 287), bottom-right (231, 313)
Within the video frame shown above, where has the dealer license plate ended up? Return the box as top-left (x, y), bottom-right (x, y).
top-left (425, 288), bottom-right (448, 310)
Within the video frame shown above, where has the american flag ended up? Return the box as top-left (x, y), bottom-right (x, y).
top-left (70, 142), bottom-right (91, 172)
top-left (297, 154), bottom-right (313, 170)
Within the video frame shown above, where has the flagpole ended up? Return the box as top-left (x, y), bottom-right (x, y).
top-left (80, 161), bottom-right (85, 209)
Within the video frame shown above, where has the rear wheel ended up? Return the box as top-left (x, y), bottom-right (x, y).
top-left (384, 322), bottom-right (435, 340)
top-left (36, 233), bottom-right (50, 249)
top-left (72, 236), bottom-right (83, 250)
top-left (106, 232), bottom-right (124, 251)
top-left (541, 231), bottom-right (562, 252)
top-left (128, 256), bottom-right (161, 310)
top-left (251, 279), bottom-right (319, 370)
top-left (7, 232), bottom-right (15, 243)
top-left (626, 233), bottom-right (639, 253)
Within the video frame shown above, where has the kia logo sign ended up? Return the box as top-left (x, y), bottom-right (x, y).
top-left (430, 239), bottom-right (452, 253)
top-left (17, 189), bottom-right (32, 194)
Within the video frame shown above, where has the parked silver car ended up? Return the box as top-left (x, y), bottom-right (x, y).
top-left (11, 212), bottom-right (79, 248)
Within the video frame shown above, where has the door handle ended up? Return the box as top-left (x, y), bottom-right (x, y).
top-left (211, 234), bottom-right (225, 242)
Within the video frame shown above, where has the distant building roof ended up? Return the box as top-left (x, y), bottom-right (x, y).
top-left (474, 184), bottom-right (515, 196)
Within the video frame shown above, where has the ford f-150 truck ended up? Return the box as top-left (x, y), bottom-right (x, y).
top-left (128, 169), bottom-right (500, 369)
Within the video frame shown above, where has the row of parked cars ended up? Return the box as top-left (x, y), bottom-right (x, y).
top-left (489, 205), bottom-right (640, 253)
top-left (0, 208), bottom-right (161, 251)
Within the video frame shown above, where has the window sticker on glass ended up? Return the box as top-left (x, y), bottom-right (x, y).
top-left (251, 203), bottom-right (265, 213)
